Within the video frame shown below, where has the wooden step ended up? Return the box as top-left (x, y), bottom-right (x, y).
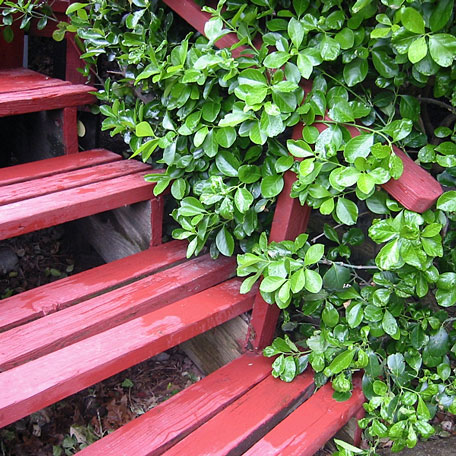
top-left (0, 149), bottom-right (158, 240)
top-left (0, 276), bottom-right (254, 427)
top-left (0, 68), bottom-right (96, 116)
top-left (244, 375), bottom-right (364, 456)
top-left (0, 254), bottom-right (236, 370)
top-left (0, 148), bottom-right (121, 187)
top-left (77, 354), bottom-right (363, 456)
top-left (0, 240), bottom-right (187, 332)
top-left (76, 354), bottom-right (277, 456)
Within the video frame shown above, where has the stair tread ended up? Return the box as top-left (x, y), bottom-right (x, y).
top-left (77, 353), bottom-right (273, 456)
top-left (0, 68), bottom-right (96, 116)
top-left (244, 375), bottom-right (364, 456)
top-left (0, 254), bottom-right (236, 371)
top-left (0, 277), bottom-right (254, 427)
top-left (0, 169), bottom-right (156, 240)
top-left (0, 158), bottom-right (151, 205)
top-left (0, 240), bottom-right (187, 332)
top-left (0, 149), bottom-right (121, 187)
top-left (162, 369), bottom-right (315, 456)
top-left (0, 68), bottom-right (70, 94)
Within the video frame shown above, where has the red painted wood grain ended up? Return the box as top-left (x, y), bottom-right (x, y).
top-left (0, 83), bottom-right (96, 117)
top-left (0, 254), bottom-right (236, 370)
top-left (77, 353), bottom-right (270, 456)
top-left (62, 106), bottom-right (79, 154)
top-left (0, 149), bottom-right (120, 187)
top-left (0, 278), bottom-right (255, 427)
top-left (162, 370), bottom-right (314, 456)
top-left (162, 0), bottom-right (248, 57)
top-left (0, 149), bottom-right (122, 187)
top-left (0, 68), bottom-right (68, 94)
top-left (0, 171), bottom-right (155, 240)
top-left (0, 240), bottom-right (187, 332)
top-left (297, 120), bottom-right (442, 213)
top-left (0, 159), bottom-right (150, 205)
top-left (244, 375), bottom-right (364, 456)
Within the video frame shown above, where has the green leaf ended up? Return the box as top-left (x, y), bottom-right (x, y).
top-left (357, 174), bottom-right (375, 194)
top-left (335, 28), bottom-right (355, 49)
top-left (135, 121), bottom-right (154, 137)
top-left (336, 198), bottom-right (358, 225)
top-left (219, 111), bottom-right (252, 127)
top-left (261, 175), bottom-right (284, 198)
top-left (402, 7), bottom-right (425, 34)
top-left (215, 226), bottom-right (235, 256)
top-left (304, 269), bottom-right (323, 293)
top-left (202, 102), bottom-right (221, 123)
top-left (322, 303), bottom-right (340, 327)
top-left (171, 179), bottom-right (186, 200)
top-left (263, 51), bottom-right (291, 69)
top-left (297, 52), bottom-right (314, 79)
top-left (346, 302), bottom-right (363, 328)
top-left (323, 264), bottom-right (351, 290)
top-left (280, 356), bottom-right (297, 382)
top-left (376, 238), bottom-right (402, 270)
top-left (215, 127), bottom-right (237, 148)
top-left (238, 69), bottom-right (268, 87)
top-left (215, 151), bottom-right (240, 177)
top-left (327, 349), bottom-right (355, 375)
top-left (344, 134), bottom-right (374, 162)
top-left (179, 197), bottom-right (206, 216)
top-left (343, 59), bottom-right (368, 87)
top-left (234, 188), bottom-right (254, 213)
top-left (387, 353), bottom-right (405, 377)
top-left (320, 36), bottom-right (340, 61)
top-left (290, 268), bottom-right (306, 293)
top-left (287, 139), bottom-right (314, 158)
top-left (408, 36), bottom-right (428, 64)
top-left (288, 17), bottom-right (304, 48)
top-left (436, 191), bottom-right (456, 212)
top-left (429, 34), bottom-right (456, 67)
top-left (417, 396), bottom-right (431, 420)
top-left (430, 0), bottom-right (454, 32)
top-left (304, 244), bottom-right (324, 266)
top-left (260, 276), bottom-right (287, 293)
top-left (382, 310), bottom-right (399, 337)
top-left (239, 165), bottom-right (261, 184)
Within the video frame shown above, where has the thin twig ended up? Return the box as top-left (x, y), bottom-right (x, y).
top-left (419, 97), bottom-right (456, 115)
top-left (320, 259), bottom-right (379, 270)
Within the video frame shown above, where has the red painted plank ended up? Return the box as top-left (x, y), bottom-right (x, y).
top-left (0, 255), bottom-right (236, 370)
top-left (162, 0), bottom-right (249, 58)
top-left (0, 24), bottom-right (23, 69)
top-left (162, 370), bottom-right (315, 456)
top-left (245, 375), bottom-right (365, 456)
top-left (0, 159), bottom-right (150, 206)
top-left (0, 240), bottom-right (187, 332)
top-left (294, 119), bottom-right (442, 213)
top-left (0, 171), bottom-right (156, 240)
top-left (249, 171), bottom-right (311, 350)
top-left (62, 106), bottom-right (79, 154)
top-left (0, 68), bottom-right (68, 94)
top-left (0, 278), bottom-right (255, 427)
top-left (0, 83), bottom-right (96, 117)
top-left (78, 353), bottom-right (270, 456)
top-left (383, 148), bottom-right (443, 213)
top-left (0, 149), bottom-right (120, 187)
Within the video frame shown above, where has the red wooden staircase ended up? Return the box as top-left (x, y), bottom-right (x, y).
top-left (0, 1), bottom-right (443, 455)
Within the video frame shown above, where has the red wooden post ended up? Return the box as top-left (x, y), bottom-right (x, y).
top-left (249, 171), bottom-right (311, 350)
top-left (0, 22), bottom-right (24, 69)
top-left (62, 106), bottom-right (79, 154)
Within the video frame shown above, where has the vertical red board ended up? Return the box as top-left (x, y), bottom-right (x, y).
top-left (249, 171), bottom-right (310, 350)
top-left (62, 106), bottom-right (79, 154)
top-left (0, 23), bottom-right (23, 69)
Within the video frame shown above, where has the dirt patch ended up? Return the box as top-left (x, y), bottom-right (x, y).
top-left (0, 349), bottom-right (202, 455)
